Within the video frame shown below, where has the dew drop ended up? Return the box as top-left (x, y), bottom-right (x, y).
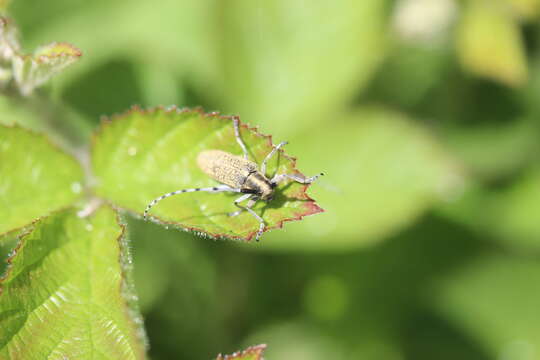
top-left (165, 226), bottom-right (169, 230)
top-left (127, 146), bottom-right (138, 156)
top-left (31, 166), bottom-right (42, 180)
top-left (71, 182), bottom-right (82, 194)
top-left (85, 224), bottom-right (93, 231)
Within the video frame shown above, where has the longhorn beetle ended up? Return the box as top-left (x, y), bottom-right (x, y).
top-left (143, 117), bottom-right (323, 241)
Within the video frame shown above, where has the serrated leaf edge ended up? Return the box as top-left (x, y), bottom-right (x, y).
top-left (32, 41), bottom-right (82, 64)
top-left (0, 206), bottom-right (147, 359)
top-left (92, 105), bottom-right (324, 242)
top-left (0, 205), bottom-right (72, 292)
top-left (216, 344), bottom-right (267, 360)
top-left (113, 210), bottom-right (148, 355)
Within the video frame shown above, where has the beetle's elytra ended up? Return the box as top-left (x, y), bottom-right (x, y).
top-left (197, 150), bottom-right (275, 201)
top-left (144, 117), bottom-right (323, 241)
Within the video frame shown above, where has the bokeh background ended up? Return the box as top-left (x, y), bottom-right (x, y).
top-left (3, 0), bottom-right (540, 359)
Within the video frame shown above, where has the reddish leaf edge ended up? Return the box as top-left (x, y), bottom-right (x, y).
top-left (0, 205), bottom-right (147, 358)
top-left (92, 105), bottom-right (324, 242)
top-left (0, 205), bottom-right (75, 291)
top-left (33, 42), bottom-right (83, 64)
top-left (0, 17), bottom-right (82, 63)
top-left (216, 344), bottom-right (267, 360)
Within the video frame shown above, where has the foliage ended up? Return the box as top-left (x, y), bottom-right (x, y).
top-left (215, 344), bottom-right (266, 360)
top-left (0, 126), bottom-right (83, 235)
top-left (0, 207), bottom-right (146, 359)
top-left (92, 107), bottom-right (321, 241)
top-left (2, 0), bottom-right (540, 359)
top-left (0, 17), bottom-right (81, 95)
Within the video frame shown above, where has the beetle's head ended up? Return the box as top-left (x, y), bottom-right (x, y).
top-left (259, 182), bottom-right (275, 201)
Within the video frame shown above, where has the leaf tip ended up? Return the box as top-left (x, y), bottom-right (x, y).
top-left (34, 41), bottom-right (82, 61)
top-left (216, 344), bottom-right (267, 360)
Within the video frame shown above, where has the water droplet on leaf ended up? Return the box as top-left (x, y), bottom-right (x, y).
top-left (127, 146), bottom-right (137, 156)
top-left (71, 182), bottom-right (82, 194)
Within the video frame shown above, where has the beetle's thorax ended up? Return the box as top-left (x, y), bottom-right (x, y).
top-left (243, 171), bottom-right (274, 200)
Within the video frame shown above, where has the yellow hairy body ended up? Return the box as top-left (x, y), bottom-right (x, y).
top-left (197, 150), bottom-right (258, 188)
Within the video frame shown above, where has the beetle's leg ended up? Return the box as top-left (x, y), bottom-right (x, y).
top-left (233, 117), bottom-right (249, 160)
top-left (229, 196), bottom-right (257, 217)
top-left (233, 201), bottom-right (265, 241)
top-left (270, 172), bottom-right (324, 185)
top-left (144, 185), bottom-right (240, 220)
top-left (260, 141), bottom-right (288, 176)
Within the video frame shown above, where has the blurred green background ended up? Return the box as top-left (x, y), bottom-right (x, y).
top-left (4, 0), bottom-right (540, 359)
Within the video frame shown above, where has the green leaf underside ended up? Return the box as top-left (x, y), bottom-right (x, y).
top-left (92, 107), bottom-right (322, 241)
top-left (216, 344), bottom-right (267, 360)
top-left (0, 125), bottom-right (84, 236)
top-left (0, 206), bottom-right (145, 359)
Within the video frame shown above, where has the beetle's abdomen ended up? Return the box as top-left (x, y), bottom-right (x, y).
top-left (197, 150), bottom-right (258, 188)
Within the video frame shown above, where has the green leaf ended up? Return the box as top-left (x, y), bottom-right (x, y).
top-left (438, 167), bottom-right (540, 250)
top-left (434, 254), bottom-right (540, 359)
top-left (218, 0), bottom-right (388, 136)
top-left (258, 107), bottom-right (463, 250)
top-left (0, 125), bottom-right (84, 236)
top-left (12, 41), bottom-right (81, 95)
top-left (0, 206), bottom-right (146, 359)
top-left (92, 107), bottom-right (323, 241)
top-left (216, 344), bottom-right (267, 360)
top-left (457, 0), bottom-right (527, 87)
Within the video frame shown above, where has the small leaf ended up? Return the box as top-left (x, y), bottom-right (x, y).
top-left (0, 206), bottom-right (146, 359)
top-left (0, 16), bottom-right (19, 61)
top-left (216, 344), bottom-right (267, 360)
top-left (0, 125), bottom-right (84, 235)
top-left (92, 107), bottom-right (322, 241)
top-left (12, 41), bottom-right (81, 96)
top-left (457, 0), bottom-right (527, 86)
